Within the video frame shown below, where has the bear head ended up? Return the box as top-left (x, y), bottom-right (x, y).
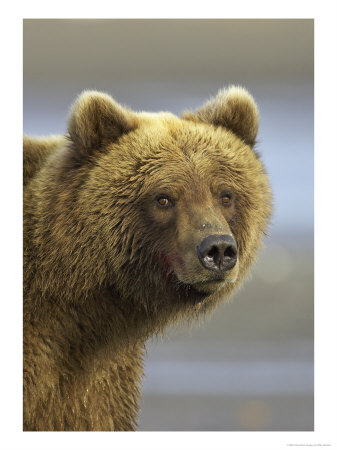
top-left (36, 87), bottom-right (272, 327)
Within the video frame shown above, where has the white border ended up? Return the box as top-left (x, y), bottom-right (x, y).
top-left (1, 1), bottom-right (337, 449)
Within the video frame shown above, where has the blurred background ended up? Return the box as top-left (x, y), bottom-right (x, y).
top-left (23, 19), bottom-right (314, 431)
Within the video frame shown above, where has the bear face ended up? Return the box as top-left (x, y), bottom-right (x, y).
top-left (26, 87), bottom-right (271, 327)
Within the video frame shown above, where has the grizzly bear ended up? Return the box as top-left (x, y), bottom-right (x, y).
top-left (23, 86), bottom-right (272, 431)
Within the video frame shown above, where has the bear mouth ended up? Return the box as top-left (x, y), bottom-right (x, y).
top-left (176, 282), bottom-right (210, 304)
top-left (167, 273), bottom-right (224, 304)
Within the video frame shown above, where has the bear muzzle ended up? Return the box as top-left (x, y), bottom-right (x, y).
top-left (197, 234), bottom-right (238, 273)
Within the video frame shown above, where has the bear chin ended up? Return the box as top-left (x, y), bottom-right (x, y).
top-left (177, 283), bottom-right (211, 304)
top-left (167, 272), bottom-right (227, 305)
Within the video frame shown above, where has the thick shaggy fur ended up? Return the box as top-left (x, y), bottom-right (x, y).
top-left (23, 86), bottom-right (272, 431)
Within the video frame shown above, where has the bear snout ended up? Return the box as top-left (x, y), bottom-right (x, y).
top-left (197, 234), bottom-right (238, 273)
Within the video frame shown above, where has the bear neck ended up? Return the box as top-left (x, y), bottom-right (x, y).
top-left (24, 286), bottom-right (159, 364)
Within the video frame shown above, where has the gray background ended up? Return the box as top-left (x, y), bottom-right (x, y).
top-left (23, 19), bottom-right (314, 431)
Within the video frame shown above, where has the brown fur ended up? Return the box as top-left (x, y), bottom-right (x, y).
top-left (23, 86), bottom-right (272, 431)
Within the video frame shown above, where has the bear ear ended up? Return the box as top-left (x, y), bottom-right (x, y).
top-left (182, 86), bottom-right (259, 147)
top-left (68, 91), bottom-right (138, 154)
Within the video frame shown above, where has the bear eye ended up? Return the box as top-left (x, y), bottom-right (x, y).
top-left (219, 192), bottom-right (232, 206)
top-left (156, 195), bottom-right (173, 208)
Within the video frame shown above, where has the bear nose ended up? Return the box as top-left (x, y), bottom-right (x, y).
top-left (197, 234), bottom-right (238, 272)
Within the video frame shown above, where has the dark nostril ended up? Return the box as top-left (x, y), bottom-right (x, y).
top-left (207, 246), bottom-right (219, 259)
top-left (224, 245), bottom-right (237, 259)
top-left (197, 234), bottom-right (238, 272)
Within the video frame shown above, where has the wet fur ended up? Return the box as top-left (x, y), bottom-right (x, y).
top-left (23, 86), bottom-right (272, 430)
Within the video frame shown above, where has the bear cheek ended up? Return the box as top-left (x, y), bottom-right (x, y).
top-left (168, 239), bottom-right (202, 284)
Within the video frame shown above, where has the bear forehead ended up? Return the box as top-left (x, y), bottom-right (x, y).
top-left (137, 113), bottom-right (239, 152)
top-left (92, 115), bottom-right (262, 201)
top-left (106, 114), bottom-right (254, 170)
